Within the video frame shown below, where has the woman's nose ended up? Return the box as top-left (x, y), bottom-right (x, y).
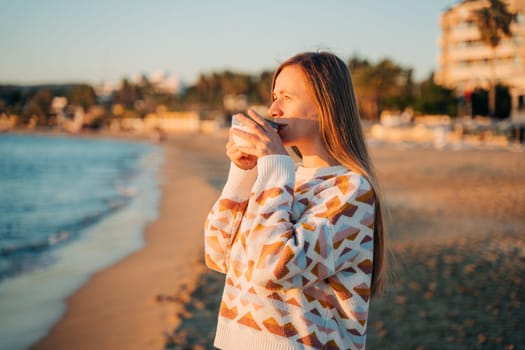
top-left (268, 101), bottom-right (282, 118)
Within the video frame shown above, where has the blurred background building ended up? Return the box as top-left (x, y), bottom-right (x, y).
top-left (435, 0), bottom-right (525, 121)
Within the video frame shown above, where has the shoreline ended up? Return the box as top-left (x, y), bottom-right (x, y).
top-left (0, 133), bottom-right (163, 350)
top-left (3, 128), bottom-right (162, 146)
top-left (31, 132), bottom-right (229, 350)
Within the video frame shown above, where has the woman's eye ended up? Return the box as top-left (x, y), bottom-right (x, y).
top-left (271, 94), bottom-right (291, 102)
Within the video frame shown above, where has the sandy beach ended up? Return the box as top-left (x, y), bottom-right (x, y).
top-left (32, 132), bottom-right (524, 349)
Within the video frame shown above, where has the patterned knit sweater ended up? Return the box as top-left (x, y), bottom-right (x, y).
top-left (204, 155), bottom-right (375, 350)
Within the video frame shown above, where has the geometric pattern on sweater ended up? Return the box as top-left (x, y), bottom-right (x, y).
top-left (205, 156), bottom-right (375, 350)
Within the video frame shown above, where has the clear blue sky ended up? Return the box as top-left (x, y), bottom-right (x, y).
top-left (0, 0), bottom-right (456, 86)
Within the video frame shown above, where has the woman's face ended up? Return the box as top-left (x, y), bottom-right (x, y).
top-left (268, 65), bottom-right (320, 149)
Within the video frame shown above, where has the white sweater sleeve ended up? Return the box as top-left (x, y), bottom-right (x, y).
top-left (203, 162), bottom-right (257, 273)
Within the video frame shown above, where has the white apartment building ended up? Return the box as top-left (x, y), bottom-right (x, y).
top-left (435, 0), bottom-right (525, 120)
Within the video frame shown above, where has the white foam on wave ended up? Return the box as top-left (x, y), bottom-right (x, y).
top-left (0, 146), bottom-right (163, 350)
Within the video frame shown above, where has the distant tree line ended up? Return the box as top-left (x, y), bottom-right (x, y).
top-left (0, 55), bottom-right (512, 128)
top-left (0, 84), bottom-right (96, 125)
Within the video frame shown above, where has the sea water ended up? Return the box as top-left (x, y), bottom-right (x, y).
top-left (0, 133), bottom-right (162, 350)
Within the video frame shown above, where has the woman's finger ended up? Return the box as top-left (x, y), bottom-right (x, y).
top-left (246, 109), bottom-right (268, 129)
top-left (235, 112), bottom-right (270, 137)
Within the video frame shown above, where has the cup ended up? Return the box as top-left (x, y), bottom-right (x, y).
top-left (231, 114), bottom-right (253, 147)
top-left (231, 114), bottom-right (282, 147)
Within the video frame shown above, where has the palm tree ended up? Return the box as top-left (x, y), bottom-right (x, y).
top-left (473, 0), bottom-right (516, 117)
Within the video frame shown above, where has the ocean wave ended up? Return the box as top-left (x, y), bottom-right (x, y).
top-left (0, 197), bottom-right (131, 280)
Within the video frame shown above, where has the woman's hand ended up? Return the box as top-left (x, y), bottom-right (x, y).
top-left (229, 109), bottom-right (288, 163)
top-left (226, 130), bottom-right (258, 170)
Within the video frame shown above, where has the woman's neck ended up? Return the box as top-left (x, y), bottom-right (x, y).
top-left (299, 144), bottom-right (340, 168)
top-left (293, 136), bottom-right (340, 168)
top-left (301, 155), bottom-right (339, 168)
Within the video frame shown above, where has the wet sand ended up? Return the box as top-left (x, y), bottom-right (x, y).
top-left (33, 132), bottom-right (525, 350)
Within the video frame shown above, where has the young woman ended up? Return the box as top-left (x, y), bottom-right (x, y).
top-left (204, 52), bottom-right (386, 350)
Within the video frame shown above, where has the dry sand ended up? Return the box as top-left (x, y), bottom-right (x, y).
top-left (32, 133), bottom-right (525, 350)
top-left (163, 141), bottom-right (525, 349)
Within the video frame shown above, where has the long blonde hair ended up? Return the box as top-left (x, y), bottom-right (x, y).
top-left (272, 52), bottom-right (386, 296)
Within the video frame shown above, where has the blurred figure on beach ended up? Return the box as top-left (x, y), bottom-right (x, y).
top-left (204, 52), bottom-right (386, 349)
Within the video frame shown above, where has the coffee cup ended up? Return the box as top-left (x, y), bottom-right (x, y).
top-left (231, 114), bottom-right (282, 147)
